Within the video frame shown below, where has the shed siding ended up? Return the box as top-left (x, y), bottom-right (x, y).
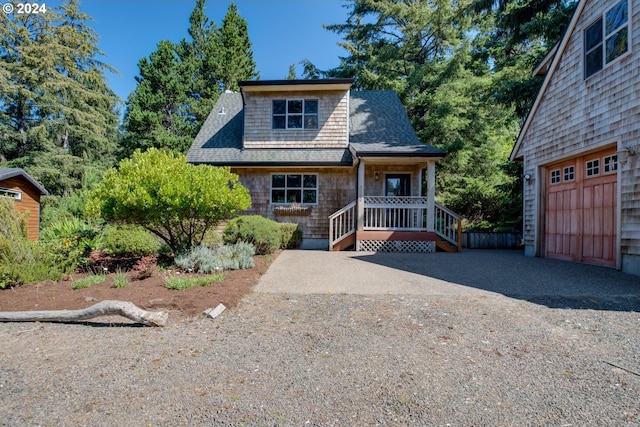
top-left (518, 0), bottom-right (640, 265)
top-left (242, 90), bottom-right (349, 149)
top-left (231, 167), bottom-right (356, 241)
top-left (0, 177), bottom-right (42, 241)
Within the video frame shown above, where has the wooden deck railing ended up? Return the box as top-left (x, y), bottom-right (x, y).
top-left (434, 202), bottom-right (462, 252)
top-left (328, 201), bottom-right (356, 250)
top-left (329, 198), bottom-right (462, 251)
top-left (363, 196), bottom-right (429, 231)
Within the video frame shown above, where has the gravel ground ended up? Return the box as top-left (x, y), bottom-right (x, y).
top-left (1, 291), bottom-right (639, 426)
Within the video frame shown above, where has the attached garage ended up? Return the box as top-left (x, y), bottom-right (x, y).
top-left (544, 147), bottom-right (618, 267)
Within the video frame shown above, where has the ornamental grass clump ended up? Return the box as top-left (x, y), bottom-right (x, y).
top-left (165, 274), bottom-right (224, 290)
top-left (71, 274), bottom-right (106, 290)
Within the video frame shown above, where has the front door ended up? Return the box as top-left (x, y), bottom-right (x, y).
top-left (385, 174), bottom-right (411, 196)
top-left (385, 174), bottom-right (411, 228)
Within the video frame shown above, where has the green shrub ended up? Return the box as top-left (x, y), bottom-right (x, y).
top-left (165, 273), bottom-right (225, 290)
top-left (0, 199), bottom-right (61, 288)
top-left (175, 242), bottom-right (255, 273)
top-left (40, 217), bottom-right (99, 273)
top-left (223, 215), bottom-right (281, 255)
top-left (279, 223), bottom-right (303, 249)
top-left (71, 274), bottom-right (105, 290)
top-left (100, 225), bottom-right (160, 258)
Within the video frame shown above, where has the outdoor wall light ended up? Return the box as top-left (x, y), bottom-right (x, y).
top-left (617, 147), bottom-right (636, 165)
top-left (374, 171), bottom-right (380, 180)
top-left (523, 173), bottom-right (533, 183)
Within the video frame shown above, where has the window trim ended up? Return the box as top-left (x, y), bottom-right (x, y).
top-left (550, 169), bottom-right (561, 185)
top-left (0, 187), bottom-right (22, 201)
top-left (270, 173), bottom-right (318, 205)
top-left (603, 154), bottom-right (618, 174)
top-left (585, 158), bottom-right (601, 177)
top-left (584, 0), bottom-right (630, 79)
top-left (272, 99), bottom-right (319, 130)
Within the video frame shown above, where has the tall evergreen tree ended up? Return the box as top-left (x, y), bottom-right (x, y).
top-left (471, 0), bottom-right (578, 117)
top-left (123, 40), bottom-right (194, 156)
top-left (218, 2), bottom-right (258, 91)
top-left (0, 0), bottom-right (120, 196)
top-left (122, 1), bottom-right (258, 155)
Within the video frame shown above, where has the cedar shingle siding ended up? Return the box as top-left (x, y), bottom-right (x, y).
top-left (513, 0), bottom-right (640, 274)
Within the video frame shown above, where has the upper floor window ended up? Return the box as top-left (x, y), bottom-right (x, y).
top-left (272, 99), bottom-right (318, 130)
top-left (584, 0), bottom-right (629, 79)
top-left (0, 187), bottom-right (22, 201)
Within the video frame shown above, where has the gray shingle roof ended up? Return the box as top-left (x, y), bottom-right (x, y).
top-left (186, 90), bottom-right (444, 166)
top-left (0, 167), bottom-right (49, 195)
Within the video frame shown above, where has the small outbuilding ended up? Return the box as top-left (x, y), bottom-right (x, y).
top-left (0, 167), bottom-right (49, 241)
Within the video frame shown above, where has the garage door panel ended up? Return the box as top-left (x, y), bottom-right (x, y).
top-left (544, 148), bottom-right (617, 267)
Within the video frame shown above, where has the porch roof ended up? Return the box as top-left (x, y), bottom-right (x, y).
top-left (187, 87), bottom-right (444, 166)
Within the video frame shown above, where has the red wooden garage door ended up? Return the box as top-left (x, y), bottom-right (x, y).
top-left (545, 148), bottom-right (617, 267)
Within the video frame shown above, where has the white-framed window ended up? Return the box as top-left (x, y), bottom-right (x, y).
top-left (603, 154), bottom-right (618, 173)
top-left (271, 173), bottom-right (318, 204)
top-left (586, 159), bottom-right (600, 177)
top-left (551, 169), bottom-right (561, 184)
top-left (272, 99), bottom-right (318, 130)
top-left (584, 0), bottom-right (629, 78)
top-left (563, 165), bottom-right (575, 182)
top-left (0, 187), bottom-right (22, 201)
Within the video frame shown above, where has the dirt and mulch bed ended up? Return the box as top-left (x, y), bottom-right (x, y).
top-left (0, 252), bottom-right (279, 323)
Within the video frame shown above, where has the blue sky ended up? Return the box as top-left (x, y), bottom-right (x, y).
top-left (49, 0), bottom-right (351, 104)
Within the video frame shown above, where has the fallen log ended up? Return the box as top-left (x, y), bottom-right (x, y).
top-left (0, 300), bottom-right (168, 327)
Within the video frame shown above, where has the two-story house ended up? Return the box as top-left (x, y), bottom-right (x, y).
top-left (511, 0), bottom-right (640, 276)
top-left (187, 79), bottom-right (461, 252)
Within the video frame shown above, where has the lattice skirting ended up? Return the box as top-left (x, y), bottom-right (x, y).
top-left (356, 240), bottom-right (435, 253)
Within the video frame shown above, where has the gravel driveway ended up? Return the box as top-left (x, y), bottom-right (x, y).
top-left (2, 250), bottom-right (640, 426)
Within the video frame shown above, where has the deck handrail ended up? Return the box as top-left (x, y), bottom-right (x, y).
top-left (329, 199), bottom-right (462, 252)
top-left (328, 201), bottom-right (357, 249)
top-left (434, 202), bottom-right (462, 251)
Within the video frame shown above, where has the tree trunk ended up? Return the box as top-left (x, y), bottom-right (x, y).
top-left (0, 300), bottom-right (168, 327)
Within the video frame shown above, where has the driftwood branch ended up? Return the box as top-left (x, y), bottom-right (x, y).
top-left (0, 300), bottom-right (168, 327)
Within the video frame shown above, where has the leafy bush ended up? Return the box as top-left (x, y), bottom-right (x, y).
top-left (86, 148), bottom-right (251, 254)
top-left (0, 199), bottom-right (61, 288)
top-left (165, 273), bottom-right (225, 290)
top-left (175, 242), bottom-right (255, 273)
top-left (131, 256), bottom-right (157, 280)
top-left (279, 223), bottom-right (303, 249)
top-left (100, 225), bottom-right (160, 258)
top-left (223, 215), bottom-right (281, 255)
top-left (40, 216), bottom-right (99, 273)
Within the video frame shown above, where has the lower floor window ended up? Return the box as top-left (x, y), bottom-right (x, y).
top-left (271, 174), bottom-right (317, 204)
top-left (0, 187), bottom-right (22, 200)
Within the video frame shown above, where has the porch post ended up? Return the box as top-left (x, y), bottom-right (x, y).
top-left (426, 160), bottom-right (436, 232)
top-left (357, 159), bottom-right (365, 231)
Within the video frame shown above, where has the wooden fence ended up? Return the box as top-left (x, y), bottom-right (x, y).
top-left (462, 232), bottom-right (522, 249)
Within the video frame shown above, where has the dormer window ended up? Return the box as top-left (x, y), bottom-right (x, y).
top-left (272, 99), bottom-right (318, 129)
top-left (584, 0), bottom-right (629, 79)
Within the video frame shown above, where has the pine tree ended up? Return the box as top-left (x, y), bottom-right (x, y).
top-left (218, 3), bottom-right (258, 91)
top-left (122, 1), bottom-right (258, 155)
top-left (122, 40), bottom-right (194, 156)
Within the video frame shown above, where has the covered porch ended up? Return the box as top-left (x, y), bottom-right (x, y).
top-left (329, 157), bottom-right (462, 252)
